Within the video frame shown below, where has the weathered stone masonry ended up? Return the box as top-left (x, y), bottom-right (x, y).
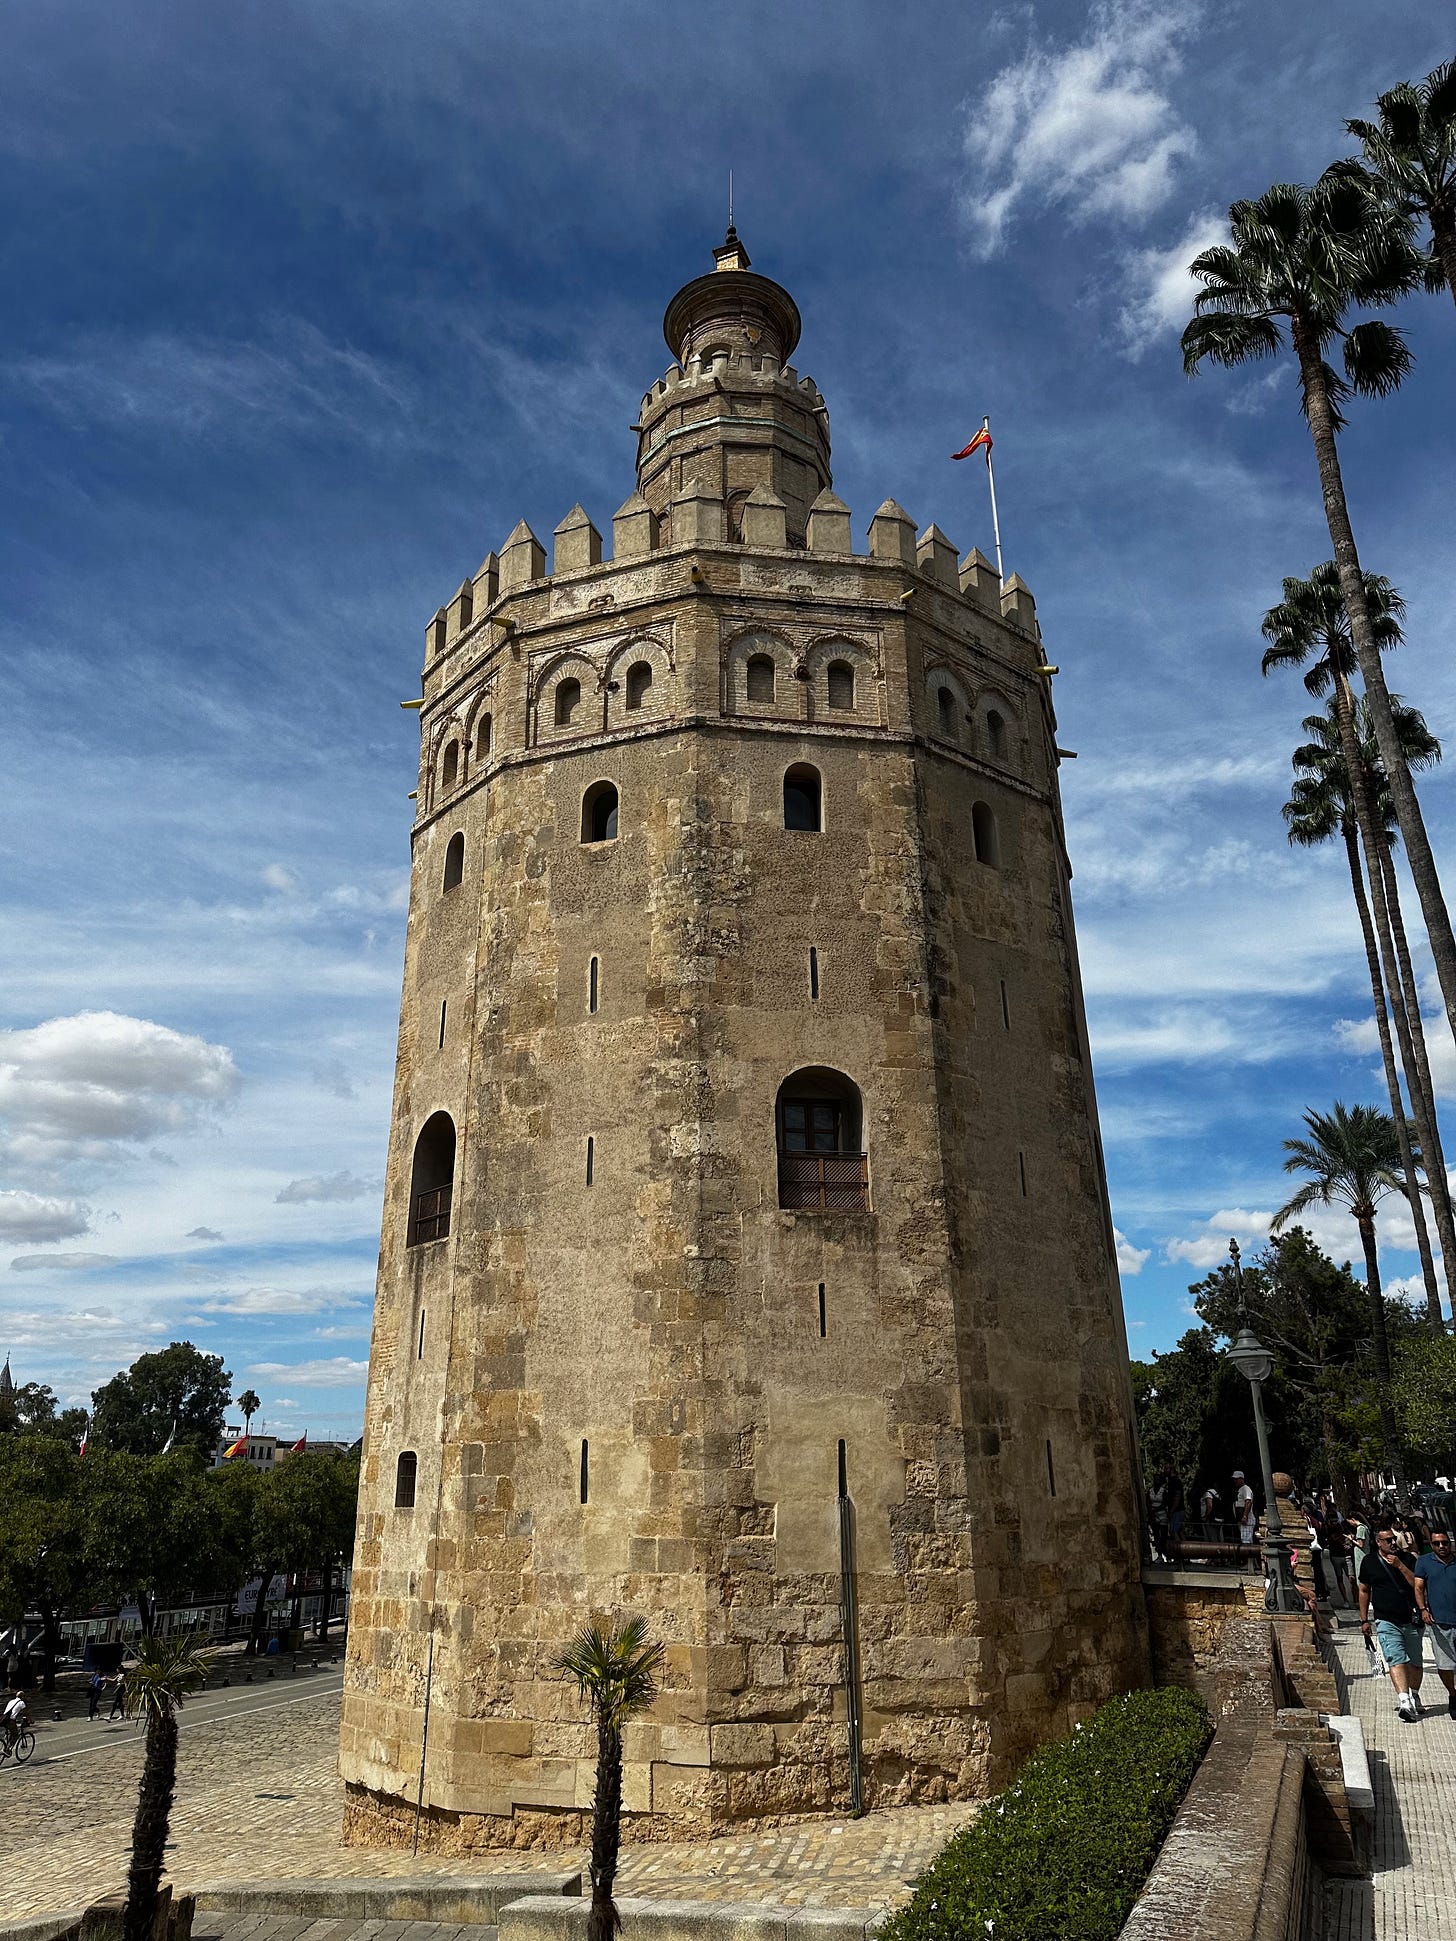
top-left (341, 231), bottom-right (1150, 1853)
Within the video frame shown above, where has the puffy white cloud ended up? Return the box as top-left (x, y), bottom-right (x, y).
top-left (1164, 1207), bottom-right (1274, 1269)
top-left (9, 1252), bottom-right (120, 1273)
top-left (0, 1011), bottom-right (238, 1166)
top-left (1336, 1011), bottom-right (1456, 1098)
top-left (0, 1189), bottom-right (91, 1243)
top-left (1119, 208), bottom-right (1227, 356)
top-left (274, 1170), bottom-right (373, 1204)
top-left (1114, 1228), bottom-right (1151, 1275)
top-left (961, 0), bottom-right (1197, 255)
top-left (246, 1356), bottom-right (368, 1386)
top-left (208, 1284), bottom-right (363, 1317)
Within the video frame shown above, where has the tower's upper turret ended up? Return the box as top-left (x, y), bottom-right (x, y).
top-left (636, 230), bottom-right (831, 547)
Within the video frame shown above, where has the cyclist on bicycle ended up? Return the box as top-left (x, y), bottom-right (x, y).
top-left (2, 1689), bottom-right (29, 1752)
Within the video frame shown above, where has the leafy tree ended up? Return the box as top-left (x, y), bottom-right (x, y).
top-left (90, 1343), bottom-right (232, 1458)
top-left (0, 1377), bottom-right (87, 1442)
top-left (0, 1437), bottom-right (93, 1690)
top-left (1391, 1329), bottom-right (1456, 1473)
top-left (1181, 173), bottom-right (1456, 1048)
top-left (77, 1450), bottom-right (222, 1633)
top-left (120, 1631), bottom-right (214, 1941)
top-left (1346, 63), bottom-right (1456, 311)
top-left (1191, 1229), bottom-right (1376, 1497)
top-left (263, 1451), bottom-right (359, 1641)
top-left (1281, 679), bottom-right (1450, 1322)
top-left (555, 1617), bottom-right (665, 1941)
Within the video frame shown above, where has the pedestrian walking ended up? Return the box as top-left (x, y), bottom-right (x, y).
top-left (1199, 1483), bottom-right (1221, 1534)
top-left (1234, 1470), bottom-right (1257, 1547)
top-left (1360, 1523), bottom-right (1426, 1723)
top-left (87, 1670), bottom-right (104, 1720)
top-left (1413, 1527), bottom-right (1456, 1719)
top-left (107, 1670), bottom-right (126, 1721)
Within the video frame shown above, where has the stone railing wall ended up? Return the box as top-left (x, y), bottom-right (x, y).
top-left (1122, 1616), bottom-right (1363, 1940)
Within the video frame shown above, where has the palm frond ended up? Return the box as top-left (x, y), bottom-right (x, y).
top-left (1181, 310), bottom-right (1281, 374)
top-left (554, 1615), bottom-right (665, 1733)
top-left (123, 1631), bottom-right (215, 1725)
top-left (1343, 319), bottom-right (1414, 397)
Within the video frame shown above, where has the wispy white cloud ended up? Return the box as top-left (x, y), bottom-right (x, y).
top-left (960, 0), bottom-right (1198, 255)
top-left (10, 1252), bottom-right (121, 1273)
top-left (275, 1171), bottom-right (373, 1205)
top-left (207, 1284), bottom-right (364, 1317)
top-left (1335, 1012), bottom-right (1456, 1098)
top-left (246, 1355), bottom-right (369, 1387)
top-left (1119, 208), bottom-right (1226, 356)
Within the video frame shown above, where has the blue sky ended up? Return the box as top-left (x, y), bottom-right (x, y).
top-left (3, 0), bottom-right (1454, 1433)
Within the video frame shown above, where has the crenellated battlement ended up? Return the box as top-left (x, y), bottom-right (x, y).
top-left (423, 488), bottom-right (1039, 668)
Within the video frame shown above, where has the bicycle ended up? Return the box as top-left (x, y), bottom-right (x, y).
top-left (0, 1726), bottom-right (35, 1765)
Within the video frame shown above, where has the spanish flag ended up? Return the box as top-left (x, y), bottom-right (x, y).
top-left (223, 1433), bottom-right (248, 1460)
top-left (952, 428), bottom-right (992, 460)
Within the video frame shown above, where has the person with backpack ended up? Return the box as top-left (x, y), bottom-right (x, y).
top-left (107, 1670), bottom-right (127, 1722)
top-left (87, 1669), bottom-right (104, 1720)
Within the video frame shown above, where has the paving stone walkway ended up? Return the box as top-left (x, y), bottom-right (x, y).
top-left (1327, 1620), bottom-right (1456, 1940)
top-left (0, 1684), bottom-right (972, 1923)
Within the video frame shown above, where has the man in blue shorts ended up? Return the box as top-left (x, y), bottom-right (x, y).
top-left (1413, 1527), bottom-right (1456, 1719)
top-left (1359, 1523), bottom-right (1424, 1722)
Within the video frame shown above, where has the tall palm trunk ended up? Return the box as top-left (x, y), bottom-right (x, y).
top-left (1341, 818), bottom-right (1441, 1315)
top-left (1380, 836), bottom-right (1456, 1322)
top-left (587, 1717), bottom-right (624, 1941)
top-left (1294, 322), bottom-right (1456, 1049)
top-left (123, 1705), bottom-right (178, 1941)
top-left (1354, 1207), bottom-right (1407, 1498)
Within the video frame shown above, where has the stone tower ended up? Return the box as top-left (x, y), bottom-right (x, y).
top-left (341, 232), bottom-right (1149, 1853)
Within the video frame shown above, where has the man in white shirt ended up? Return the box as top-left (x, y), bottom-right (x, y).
top-left (1, 1690), bottom-right (28, 1751)
top-left (1234, 1471), bottom-right (1257, 1546)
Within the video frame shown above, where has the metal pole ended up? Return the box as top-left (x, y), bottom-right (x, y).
top-left (981, 419), bottom-right (1004, 584)
top-left (837, 1476), bottom-right (863, 1817)
top-left (412, 1625), bottom-right (436, 1854)
top-left (1248, 1378), bottom-right (1302, 1613)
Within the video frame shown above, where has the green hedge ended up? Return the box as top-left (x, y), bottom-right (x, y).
top-left (879, 1687), bottom-right (1210, 1941)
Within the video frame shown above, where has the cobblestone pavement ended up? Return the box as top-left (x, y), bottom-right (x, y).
top-left (0, 1684), bottom-right (972, 1923)
top-left (1327, 1620), bottom-right (1456, 1940)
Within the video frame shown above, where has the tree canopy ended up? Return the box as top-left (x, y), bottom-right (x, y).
top-left (90, 1342), bottom-right (232, 1457)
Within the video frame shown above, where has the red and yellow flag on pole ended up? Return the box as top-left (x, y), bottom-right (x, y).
top-left (951, 427), bottom-right (992, 460)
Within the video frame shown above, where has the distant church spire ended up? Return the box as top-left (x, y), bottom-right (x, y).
top-left (0, 1355), bottom-right (14, 1400)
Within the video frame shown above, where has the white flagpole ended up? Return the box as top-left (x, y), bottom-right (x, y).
top-left (981, 416), bottom-right (1004, 583)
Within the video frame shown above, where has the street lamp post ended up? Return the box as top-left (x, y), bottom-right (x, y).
top-left (1225, 1241), bottom-right (1304, 1615)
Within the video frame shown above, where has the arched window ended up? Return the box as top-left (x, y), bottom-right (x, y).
top-left (775, 1068), bottom-right (868, 1212)
top-left (936, 686), bottom-right (958, 738)
top-left (442, 832), bottom-right (464, 893)
top-left (625, 662), bottom-right (653, 712)
top-left (972, 800), bottom-right (1001, 868)
top-left (555, 677), bottom-right (582, 727)
top-left (395, 1451), bottom-right (417, 1509)
top-left (407, 1111), bottom-right (455, 1246)
top-left (986, 709), bottom-right (1006, 758)
top-left (827, 661), bottom-right (855, 711)
top-left (582, 780), bottom-right (619, 844)
top-left (783, 764), bottom-right (822, 832)
top-left (746, 654), bottom-right (775, 704)
top-left (475, 713), bottom-right (492, 762)
top-left (441, 741), bottom-right (459, 790)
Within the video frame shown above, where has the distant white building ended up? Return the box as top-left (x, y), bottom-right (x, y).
top-left (209, 1429), bottom-right (278, 1470)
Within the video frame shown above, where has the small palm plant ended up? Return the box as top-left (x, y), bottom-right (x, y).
top-left (121, 1631), bottom-right (215, 1941)
top-left (555, 1617), bottom-right (665, 1941)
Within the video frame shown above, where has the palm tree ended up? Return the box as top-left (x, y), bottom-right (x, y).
top-left (1284, 694), bottom-right (1449, 1322)
top-left (121, 1631), bottom-right (215, 1941)
top-left (1273, 1102), bottom-right (1410, 1485)
top-left (1265, 562), bottom-right (1455, 1321)
top-left (1180, 174), bottom-right (1456, 1052)
top-left (555, 1617), bottom-right (665, 1941)
top-left (236, 1389), bottom-right (261, 1438)
top-left (1346, 63), bottom-right (1456, 311)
